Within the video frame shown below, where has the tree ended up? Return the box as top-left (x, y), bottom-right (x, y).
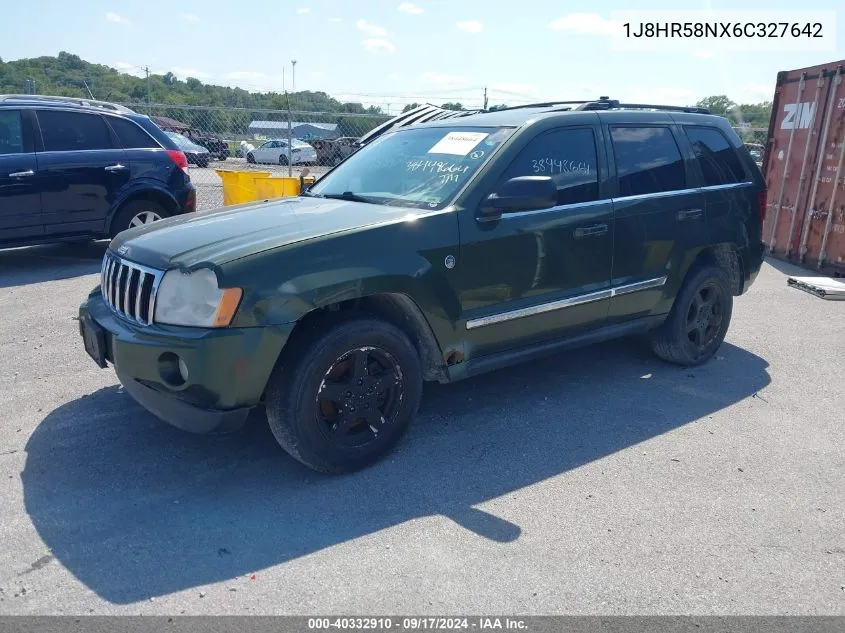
top-left (487, 104), bottom-right (508, 111)
top-left (695, 95), bottom-right (736, 117)
top-left (402, 102), bottom-right (421, 113)
top-left (440, 102), bottom-right (464, 111)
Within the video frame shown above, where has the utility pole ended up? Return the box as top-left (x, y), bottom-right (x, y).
top-left (82, 80), bottom-right (95, 100)
top-left (282, 67), bottom-right (285, 93)
top-left (145, 66), bottom-right (151, 105)
top-left (291, 60), bottom-right (297, 93)
top-left (483, 86), bottom-right (488, 110)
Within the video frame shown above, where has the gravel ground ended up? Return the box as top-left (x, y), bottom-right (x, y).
top-left (0, 244), bottom-right (843, 615)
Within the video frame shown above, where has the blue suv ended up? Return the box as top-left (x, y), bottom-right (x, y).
top-left (0, 95), bottom-right (196, 248)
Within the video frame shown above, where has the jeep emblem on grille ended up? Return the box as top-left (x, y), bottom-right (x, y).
top-left (117, 245), bottom-right (129, 256)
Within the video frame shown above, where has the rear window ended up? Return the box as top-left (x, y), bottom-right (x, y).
top-left (107, 116), bottom-right (161, 149)
top-left (37, 110), bottom-right (114, 152)
top-left (684, 125), bottom-right (747, 186)
top-left (0, 110), bottom-right (24, 155)
top-left (610, 126), bottom-right (686, 197)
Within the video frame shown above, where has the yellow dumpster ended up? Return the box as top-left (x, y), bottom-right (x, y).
top-left (215, 170), bottom-right (271, 206)
top-left (253, 176), bottom-right (317, 201)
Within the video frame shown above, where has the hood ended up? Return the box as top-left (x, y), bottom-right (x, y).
top-left (109, 196), bottom-right (426, 270)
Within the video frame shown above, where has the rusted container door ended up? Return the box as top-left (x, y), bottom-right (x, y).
top-left (763, 60), bottom-right (845, 275)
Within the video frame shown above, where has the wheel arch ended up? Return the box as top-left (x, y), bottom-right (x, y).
top-left (109, 188), bottom-right (179, 235)
top-left (277, 292), bottom-right (450, 386)
top-left (679, 243), bottom-right (744, 297)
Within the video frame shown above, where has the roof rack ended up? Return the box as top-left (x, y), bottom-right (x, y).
top-left (574, 98), bottom-right (711, 114)
top-left (0, 94), bottom-right (136, 114)
top-left (481, 97), bottom-right (710, 115)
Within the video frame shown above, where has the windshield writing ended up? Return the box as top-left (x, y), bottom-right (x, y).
top-left (308, 126), bottom-right (513, 209)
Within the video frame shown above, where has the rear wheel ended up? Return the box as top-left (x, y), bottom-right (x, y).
top-left (279, 154), bottom-right (289, 166)
top-left (650, 264), bottom-right (733, 366)
top-left (246, 152), bottom-right (255, 164)
top-left (265, 317), bottom-right (423, 474)
top-left (110, 200), bottom-right (169, 237)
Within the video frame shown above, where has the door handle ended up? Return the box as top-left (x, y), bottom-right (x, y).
top-left (573, 223), bottom-right (608, 239)
top-left (677, 208), bottom-right (703, 220)
top-left (104, 164), bottom-right (128, 172)
top-left (8, 170), bottom-right (35, 178)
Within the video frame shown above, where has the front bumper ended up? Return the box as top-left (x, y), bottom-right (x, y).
top-left (78, 289), bottom-right (293, 434)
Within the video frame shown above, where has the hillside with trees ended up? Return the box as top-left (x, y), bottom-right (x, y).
top-left (0, 53), bottom-right (773, 138)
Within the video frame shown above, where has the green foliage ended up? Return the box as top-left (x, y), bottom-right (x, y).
top-left (0, 52), bottom-right (382, 115)
top-left (695, 93), bottom-right (773, 129)
top-left (440, 102), bottom-right (465, 111)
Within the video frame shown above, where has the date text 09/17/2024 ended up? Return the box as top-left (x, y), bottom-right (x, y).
top-left (307, 617), bottom-right (528, 631)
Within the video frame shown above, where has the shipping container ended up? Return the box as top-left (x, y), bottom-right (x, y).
top-left (762, 59), bottom-right (845, 275)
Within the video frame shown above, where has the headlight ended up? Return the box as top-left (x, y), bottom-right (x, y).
top-left (154, 268), bottom-right (243, 328)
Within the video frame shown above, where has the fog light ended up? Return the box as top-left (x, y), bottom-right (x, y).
top-left (178, 358), bottom-right (189, 382)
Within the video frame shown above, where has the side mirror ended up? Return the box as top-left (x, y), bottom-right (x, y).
top-left (481, 176), bottom-right (557, 217)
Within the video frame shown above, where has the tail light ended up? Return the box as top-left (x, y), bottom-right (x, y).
top-left (167, 149), bottom-right (189, 174)
top-left (757, 189), bottom-right (767, 225)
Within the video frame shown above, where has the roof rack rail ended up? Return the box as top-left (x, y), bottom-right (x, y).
top-left (574, 98), bottom-right (710, 114)
top-left (482, 101), bottom-right (591, 113)
top-left (0, 94), bottom-right (136, 114)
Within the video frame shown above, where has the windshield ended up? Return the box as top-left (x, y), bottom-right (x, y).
top-left (308, 125), bottom-right (514, 210)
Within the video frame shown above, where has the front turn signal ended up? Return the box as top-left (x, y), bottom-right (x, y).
top-left (213, 288), bottom-right (244, 327)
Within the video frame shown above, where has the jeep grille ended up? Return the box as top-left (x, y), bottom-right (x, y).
top-left (100, 252), bottom-right (164, 326)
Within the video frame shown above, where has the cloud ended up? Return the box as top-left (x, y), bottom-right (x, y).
top-left (690, 50), bottom-right (717, 59)
top-left (105, 12), bottom-right (130, 25)
top-left (398, 2), bottom-right (424, 14)
top-left (456, 20), bottom-right (482, 33)
top-left (419, 71), bottom-right (468, 88)
top-left (114, 61), bottom-right (145, 78)
top-left (356, 19), bottom-right (388, 36)
top-left (387, 73), bottom-right (402, 81)
top-left (329, 17), bottom-right (342, 22)
top-left (225, 71), bottom-right (271, 81)
top-left (549, 13), bottom-right (621, 36)
top-left (179, 12), bottom-right (199, 22)
top-left (297, 7), bottom-right (310, 14)
top-left (362, 39), bottom-right (396, 53)
top-left (490, 82), bottom-right (541, 98)
top-left (171, 67), bottom-right (212, 80)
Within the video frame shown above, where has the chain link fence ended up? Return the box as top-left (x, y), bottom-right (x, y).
top-left (122, 103), bottom-right (391, 211)
top-left (121, 103), bottom-right (771, 211)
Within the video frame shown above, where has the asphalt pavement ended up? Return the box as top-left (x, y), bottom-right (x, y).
top-left (0, 243), bottom-right (843, 615)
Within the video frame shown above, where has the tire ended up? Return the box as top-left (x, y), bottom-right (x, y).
top-left (265, 317), bottom-right (423, 474)
top-left (649, 264), bottom-right (733, 366)
top-left (110, 199), bottom-right (170, 237)
top-left (246, 153), bottom-right (255, 164)
top-left (197, 159), bottom-right (209, 168)
top-left (279, 154), bottom-right (289, 166)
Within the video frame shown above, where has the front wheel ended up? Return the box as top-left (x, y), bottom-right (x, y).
top-left (246, 153), bottom-right (255, 164)
top-left (650, 264), bottom-right (733, 366)
top-left (278, 154), bottom-right (289, 166)
top-left (265, 317), bottom-right (423, 474)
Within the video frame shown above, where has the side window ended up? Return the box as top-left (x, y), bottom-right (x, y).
top-left (107, 117), bottom-right (160, 149)
top-left (684, 125), bottom-right (747, 186)
top-left (610, 126), bottom-right (686, 197)
top-left (0, 110), bottom-right (24, 155)
top-left (499, 127), bottom-right (599, 207)
top-left (37, 110), bottom-right (114, 152)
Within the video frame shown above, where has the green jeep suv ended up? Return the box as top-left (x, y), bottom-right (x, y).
top-left (78, 99), bottom-right (767, 474)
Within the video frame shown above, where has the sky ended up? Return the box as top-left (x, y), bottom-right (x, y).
top-left (2, 0), bottom-right (843, 114)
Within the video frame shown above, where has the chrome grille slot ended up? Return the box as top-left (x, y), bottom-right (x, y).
top-left (100, 252), bottom-right (164, 326)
